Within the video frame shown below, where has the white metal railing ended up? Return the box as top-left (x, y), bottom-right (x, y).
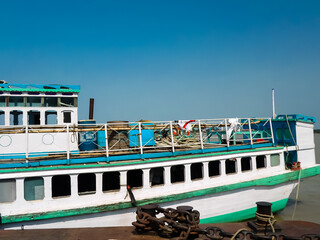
top-left (0, 118), bottom-right (274, 162)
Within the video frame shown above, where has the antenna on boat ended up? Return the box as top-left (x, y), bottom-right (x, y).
top-left (89, 98), bottom-right (94, 120)
top-left (272, 88), bottom-right (276, 119)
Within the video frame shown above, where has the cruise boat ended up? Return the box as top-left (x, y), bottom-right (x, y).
top-left (0, 82), bottom-right (319, 229)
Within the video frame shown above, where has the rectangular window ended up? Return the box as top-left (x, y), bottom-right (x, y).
top-left (226, 159), bottom-right (237, 174)
top-left (60, 97), bottom-right (75, 107)
top-left (78, 173), bottom-right (96, 195)
top-left (171, 165), bottom-right (185, 183)
top-left (63, 111), bottom-right (71, 123)
top-left (271, 154), bottom-right (280, 167)
top-left (24, 177), bottom-right (44, 201)
top-left (0, 111), bottom-right (4, 125)
top-left (209, 160), bottom-right (220, 177)
top-left (8, 97), bottom-right (24, 107)
top-left (103, 172), bottom-right (120, 192)
top-left (0, 96), bottom-right (5, 107)
top-left (191, 163), bottom-right (203, 180)
top-left (256, 155), bottom-right (266, 169)
top-left (241, 157), bottom-right (251, 171)
top-left (127, 169), bottom-right (143, 188)
top-left (45, 97), bottom-right (58, 107)
top-left (52, 175), bottom-right (71, 198)
top-left (45, 111), bottom-right (57, 124)
top-left (28, 111), bottom-right (40, 125)
top-left (150, 167), bottom-right (164, 186)
top-left (284, 129), bottom-right (291, 140)
top-left (0, 179), bottom-right (16, 203)
top-left (10, 110), bottom-right (23, 125)
top-left (27, 97), bottom-right (42, 107)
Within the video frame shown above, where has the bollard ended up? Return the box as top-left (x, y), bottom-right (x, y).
top-left (248, 201), bottom-right (281, 233)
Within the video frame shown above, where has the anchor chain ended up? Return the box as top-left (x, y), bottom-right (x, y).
top-left (132, 204), bottom-right (320, 240)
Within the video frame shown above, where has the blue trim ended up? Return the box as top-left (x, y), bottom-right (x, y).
top-left (0, 150), bottom-right (81, 160)
top-left (0, 143), bottom-right (273, 169)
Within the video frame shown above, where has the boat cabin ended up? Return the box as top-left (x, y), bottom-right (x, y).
top-left (0, 83), bottom-right (80, 126)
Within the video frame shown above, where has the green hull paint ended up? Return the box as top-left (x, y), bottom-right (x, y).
top-left (2, 165), bottom-right (320, 225)
top-left (200, 198), bottom-right (288, 224)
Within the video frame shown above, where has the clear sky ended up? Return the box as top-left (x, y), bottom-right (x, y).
top-left (1, 1), bottom-right (320, 127)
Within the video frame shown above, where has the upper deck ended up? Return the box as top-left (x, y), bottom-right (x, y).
top-left (0, 117), bottom-right (277, 169)
top-left (0, 83), bottom-right (80, 126)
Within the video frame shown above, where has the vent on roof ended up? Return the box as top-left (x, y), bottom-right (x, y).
top-left (43, 86), bottom-right (56, 89)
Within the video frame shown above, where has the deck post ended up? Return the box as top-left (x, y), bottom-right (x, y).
top-left (224, 119), bottom-right (230, 148)
top-left (138, 122), bottom-right (143, 155)
top-left (248, 118), bottom-right (253, 146)
top-left (25, 125), bottom-right (29, 160)
top-left (105, 123), bottom-right (109, 158)
top-left (198, 120), bottom-right (204, 150)
top-left (169, 121), bottom-right (175, 153)
top-left (66, 124), bottom-right (70, 160)
top-left (269, 118), bottom-right (275, 145)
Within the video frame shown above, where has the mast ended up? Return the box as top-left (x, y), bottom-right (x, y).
top-left (272, 88), bottom-right (276, 119)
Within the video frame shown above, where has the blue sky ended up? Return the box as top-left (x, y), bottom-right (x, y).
top-left (1, 1), bottom-right (320, 127)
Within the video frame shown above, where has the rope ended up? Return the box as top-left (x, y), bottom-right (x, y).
top-left (255, 212), bottom-right (276, 233)
top-left (286, 114), bottom-right (298, 151)
top-left (292, 167), bottom-right (302, 220)
top-left (71, 124), bottom-right (77, 143)
top-left (231, 228), bottom-right (250, 240)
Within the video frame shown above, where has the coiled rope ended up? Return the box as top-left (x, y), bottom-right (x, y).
top-left (255, 211), bottom-right (277, 233)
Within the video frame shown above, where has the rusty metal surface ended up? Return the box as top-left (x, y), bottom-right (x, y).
top-left (0, 221), bottom-right (319, 240)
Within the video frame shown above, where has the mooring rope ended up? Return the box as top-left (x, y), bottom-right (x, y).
top-left (292, 167), bottom-right (302, 220)
top-left (231, 228), bottom-right (251, 240)
top-left (255, 211), bottom-right (276, 233)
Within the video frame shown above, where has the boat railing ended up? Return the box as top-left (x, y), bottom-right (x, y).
top-left (0, 117), bottom-right (274, 162)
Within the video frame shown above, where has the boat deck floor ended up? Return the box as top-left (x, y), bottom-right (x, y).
top-left (0, 141), bottom-right (272, 164)
top-left (1, 221), bottom-right (319, 240)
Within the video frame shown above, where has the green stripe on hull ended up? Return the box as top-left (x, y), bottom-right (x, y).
top-left (200, 198), bottom-right (288, 224)
top-left (2, 165), bottom-right (320, 225)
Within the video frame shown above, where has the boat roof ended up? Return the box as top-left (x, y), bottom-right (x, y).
top-left (0, 83), bottom-right (80, 93)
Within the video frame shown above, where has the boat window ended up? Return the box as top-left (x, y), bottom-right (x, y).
top-left (150, 167), bottom-right (164, 186)
top-left (27, 97), bottom-right (42, 107)
top-left (191, 163), bottom-right (203, 180)
top-left (28, 110), bottom-right (41, 125)
top-left (0, 179), bottom-right (16, 203)
top-left (276, 128), bottom-right (291, 140)
top-left (8, 96), bottom-right (24, 107)
top-left (60, 97), bottom-right (75, 107)
top-left (241, 157), bottom-right (252, 171)
top-left (103, 171), bottom-right (120, 192)
top-left (63, 111), bottom-right (72, 123)
top-left (24, 177), bottom-right (44, 201)
top-left (45, 110), bottom-right (57, 124)
top-left (209, 160), bottom-right (220, 177)
top-left (10, 110), bottom-right (23, 125)
top-left (171, 165), bottom-right (185, 183)
top-left (271, 154), bottom-right (280, 167)
top-left (225, 159), bottom-right (237, 174)
top-left (0, 96), bottom-right (5, 107)
top-left (45, 97), bottom-right (58, 107)
top-left (52, 175), bottom-right (71, 198)
top-left (127, 169), bottom-right (143, 188)
top-left (0, 111), bottom-right (5, 125)
top-left (256, 155), bottom-right (266, 169)
top-left (78, 173), bottom-right (96, 195)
